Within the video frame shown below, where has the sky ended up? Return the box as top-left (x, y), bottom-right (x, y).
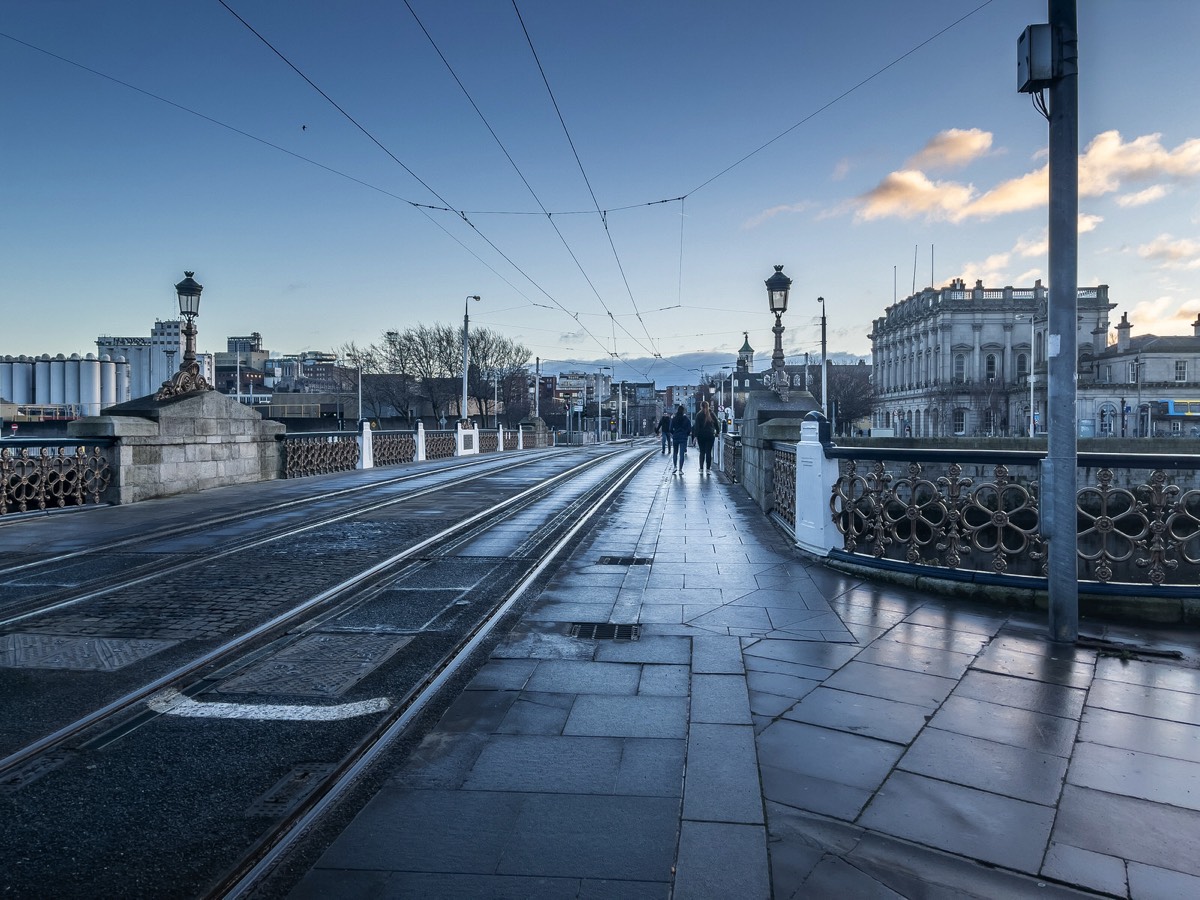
top-left (3, 1), bottom-right (1199, 388)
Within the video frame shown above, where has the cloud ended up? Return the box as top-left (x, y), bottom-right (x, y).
top-left (1078, 213), bottom-right (1104, 234)
top-left (832, 159), bottom-right (851, 181)
top-left (1080, 131), bottom-right (1200, 195)
top-left (905, 128), bottom-right (993, 170)
top-left (1127, 296), bottom-right (1200, 334)
top-left (849, 130), bottom-right (1200, 224)
top-left (1116, 184), bottom-right (1171, 208)
top-left (743, 201), bottom-right (816, 229)
top-left (854, 170), bottom-right (975, 222)
top-left (1137, 233), bottom-right (1200, 269)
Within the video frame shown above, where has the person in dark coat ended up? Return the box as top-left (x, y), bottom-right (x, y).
top-left (655, 411), bottom-right (672, 455)
top-left (669, 404), bottom-right (692, 473)
top-left (693, 400), bottom-right (718, 473)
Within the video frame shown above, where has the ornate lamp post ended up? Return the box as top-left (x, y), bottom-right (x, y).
top-left (156, 272), bottom-right (211, 399)
top-left (817, 295), bottom-right (828, 420)
top-left (764, 265), bottom-right (791, 401)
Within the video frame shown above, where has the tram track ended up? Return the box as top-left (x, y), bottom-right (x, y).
top-left (0, 448), bottom-right (569, 620)
top-left (0, 445), bottom-right (656, 899)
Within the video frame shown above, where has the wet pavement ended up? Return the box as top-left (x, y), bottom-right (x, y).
top-left (288, 450), bottom-right (1200, 899)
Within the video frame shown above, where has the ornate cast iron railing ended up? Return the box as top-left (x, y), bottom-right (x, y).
top-left (772, 444), bottom-right (796, 531)
top-left (721, 434), bottom-right (741, 482)
top-left (480, 432), bottom-right (498, 453)
top-left (372, 432), bottom-right (416, 467)
top-left (812, 446), bottom-right (1200, 588)
top-left (281, 433), bottom-right (359, 478)
top-left (1, 441), bottom-right (114, 515)
top-left (425, 430), bottom-right (456, 460)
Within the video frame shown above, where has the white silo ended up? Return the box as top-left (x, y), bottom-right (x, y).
top-left (114, 356), bottom-right (131, 403)
top-left (34, 354), bottom-right (51, 405)
top-left (100, 354), bottom-right (116, 410)
top-left (12, 356), bottom-right (34, 404)
top-left (50, 354), bottom-right (67, 405)
top-left (0, 356), bottom-right (13, 402)
top-left (80, 353), bottom-right (101, 416)
top-left (65, 354), bottom-right (81, 412)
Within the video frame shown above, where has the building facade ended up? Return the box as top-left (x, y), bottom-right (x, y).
top-left (869, 280), bottom-right (1115, 437)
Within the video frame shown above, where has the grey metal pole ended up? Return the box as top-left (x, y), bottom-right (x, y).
top-left (819, 297), bottom-right (828, 419)
top-left (462, 295), bottom-right (480, 422)
top-left (1045, 0), bottom-right (1079, 642)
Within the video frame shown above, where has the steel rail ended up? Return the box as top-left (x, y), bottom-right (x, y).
top-left (0, 447), bottom-right (569, 577)
top-left (215, 448), bottom-right (657, 899)
top-left (0, 449), bottom-right (587, 629)
top-left (0, 449), bottom-right (627, 780)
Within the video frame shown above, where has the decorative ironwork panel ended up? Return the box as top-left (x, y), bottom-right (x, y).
top-left (480, 432), bottom-right (498, 453)
top-left (722, 437), bottom-right (741, 481)
top-left (425, 431), bottom-right (456, 460)
top-left (830, 454), bottom-right (1200, 588)
top-left (283, 435), bottom-right (359, 479)
top-left (772, 446), bottom-right (796, 530)
top-left (372, 432), bottom-right (416, 467)
top-left (1, 445), bottom-right (112, 515)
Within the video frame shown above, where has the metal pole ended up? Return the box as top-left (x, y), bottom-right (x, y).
top-left (462, 295), bottom-right (479, 423)
top-left (358, 363), bottom-right (362, 422)
top-left (1030, 313), bottom-right (1036, 435)
top-left (1045, 0), bottom-right (1079, 642)
top-left (535, 358), bottom-right (540, 418)
top-left (494, 374), bottom-right (499, 429)
top-left (819, 297), bottom-right (828, 418)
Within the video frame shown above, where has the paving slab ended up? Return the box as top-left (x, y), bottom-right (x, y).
top-left (289, 448), bottom-right (1200, 900)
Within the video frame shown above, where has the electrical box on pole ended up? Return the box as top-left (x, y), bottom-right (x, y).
top-left (1017, 24), bottom-right (1055, 93)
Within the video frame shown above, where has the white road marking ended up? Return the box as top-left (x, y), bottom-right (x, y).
top-left (148, 688), bottom-right (391, 721)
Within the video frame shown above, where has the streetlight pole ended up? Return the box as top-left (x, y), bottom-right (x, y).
top-left (1016, 313), bottom-right (1036, 435)
top-left (155, 272), bottom-right (211, 400)
top-left (597, 366), bottom-right (612, 442)
top-left (462, 295), bottom-right (480, 424)
top-left (764, 265), bottom-right (791, 401)
top-left (818, 296), bottom-right (828, 419)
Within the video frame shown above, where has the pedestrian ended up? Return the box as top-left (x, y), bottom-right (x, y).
top-left (693, 400), bottom-right (718, 473)
top-left (669, 404), bottom-right (691, 473)
top-left (655, 410), bottom-right (672, 455)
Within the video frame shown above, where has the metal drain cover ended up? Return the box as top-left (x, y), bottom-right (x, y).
top-left (246, 763), bottom-right (338, 817)
top-left (595, 556), bottom-right (653, 566)
top-left (570, 623), bottom-right (640, 641)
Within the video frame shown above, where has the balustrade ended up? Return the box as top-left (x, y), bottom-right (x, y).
top-left (0, 440), bottom-right (113, 515)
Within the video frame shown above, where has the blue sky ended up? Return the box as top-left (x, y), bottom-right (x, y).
top-left (3, 1), bottom-right (1198, 387)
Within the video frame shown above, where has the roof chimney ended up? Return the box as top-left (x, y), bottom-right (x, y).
top-left (1194, 314), bottom-right (1200, 338)
top-left (1115, 311), bottom-right (1131, 352)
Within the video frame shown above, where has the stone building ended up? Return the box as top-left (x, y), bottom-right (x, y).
top-left (869, 280), bottom-right (1115, 437)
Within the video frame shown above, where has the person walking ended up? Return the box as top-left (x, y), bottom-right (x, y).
top-left (693, 400), bottom-right (718, 473)
top-left (656, 410), bottom-right (672, 455)
top-left (669, 404), bottom-right (691, 473)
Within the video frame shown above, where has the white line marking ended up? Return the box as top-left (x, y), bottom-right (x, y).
top-left (147, 689), bottom-right (391, 721)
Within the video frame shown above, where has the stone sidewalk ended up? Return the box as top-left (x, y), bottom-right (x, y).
top-left (290, 449), bottom-right (1200, 899)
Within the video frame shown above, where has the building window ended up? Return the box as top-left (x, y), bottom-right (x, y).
top-left (1128, 361), bottom-right (1139, 383)
top-left (985, 354), bottom-right (997, 381)
top-left (1176, 360), bottom-right (1188, 382)
top-left (1017, 353), bottom-right (1028, 378)
top-left (1172, 420), bottom-right (1182, 435)
top-left (953, 354), bottom-right (966, 382)
top-left (953, 408), bottom-right (967, 435)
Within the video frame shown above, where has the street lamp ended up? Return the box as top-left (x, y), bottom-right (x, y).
top-left (817, 295), bottom-right (828, 420)
top-left (461, 295), bottom-right (480, 424)
top-left (156, 272), bottom-right (211, 400)
top-left (597, 365), bottom-right (613, 442)
top-left (1015, 312), bottom-right (1036, 435)
top-left (764, 265), bottom-right (791, 401)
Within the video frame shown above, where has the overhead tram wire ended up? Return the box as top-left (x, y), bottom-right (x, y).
top-left (215, 0), bottom-right (616, 360)
top-left (400, 0), bottom-right (660, 363)
top-left (0, 31), bottom-right (564, 319)
top-left (511, 0), bottom-right (661, 359)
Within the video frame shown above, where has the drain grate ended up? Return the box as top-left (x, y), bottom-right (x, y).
top-left (570, 622), bottom-right (640, 641)
top-left (245, 763), bottom-right (338, 817)
top-left (596, 556), bottom-right (653, 566)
